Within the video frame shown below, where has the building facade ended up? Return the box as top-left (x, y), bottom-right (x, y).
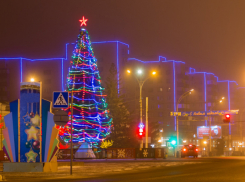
top-left (0, 40), bottom-right (244, 155)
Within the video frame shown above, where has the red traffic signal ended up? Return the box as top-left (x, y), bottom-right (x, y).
top-left (138, 128), bottom-right (145, 138)
top-left (223, 114), bottom-right (231, 123)
top-left (138, 123), bottom-right (145, 138)
top-left (225, 114), bottom-right (230, 119)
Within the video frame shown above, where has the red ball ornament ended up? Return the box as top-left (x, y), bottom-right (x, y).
top-left (30, 112), bottom-right (35, 118)
top-left (32, 140), bottom-right (40, 150)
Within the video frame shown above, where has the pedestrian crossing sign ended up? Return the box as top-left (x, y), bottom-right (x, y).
top-left (53, 92), bottom-right (69, 108)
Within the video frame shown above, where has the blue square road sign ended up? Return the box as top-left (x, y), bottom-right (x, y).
top-left (53, 92), bottom-right (69, 108)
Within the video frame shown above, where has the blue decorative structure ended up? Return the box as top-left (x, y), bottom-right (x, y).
top-left (3, 82), bottom-right (59, 172)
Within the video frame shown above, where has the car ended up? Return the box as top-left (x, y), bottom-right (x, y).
top-left (181, 144), bottom-right (198, 158)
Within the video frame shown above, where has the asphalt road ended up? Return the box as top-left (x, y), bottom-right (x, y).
top-left (4, 157), bottom-right (245, 182)
top-left (70, 158), bottom-right (245, 182)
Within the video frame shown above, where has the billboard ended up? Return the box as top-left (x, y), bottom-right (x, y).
top-left (197, 126), bottom-right (222, 139)
top-left (170, 110), bottom-right (239, 116)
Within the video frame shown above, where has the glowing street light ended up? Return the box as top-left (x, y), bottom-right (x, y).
top-left (219, 97), bottom-right (225, 103)
top-left (189, 89), bottom-right (194, 94)
top-left (137, 69), bottom-right (142, 74)
top-left (126, 69), bottom-right (157, 148)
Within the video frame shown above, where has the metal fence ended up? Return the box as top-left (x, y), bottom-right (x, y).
top-left (56, 148), bottom-right (166, 160)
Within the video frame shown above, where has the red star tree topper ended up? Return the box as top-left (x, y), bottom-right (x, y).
top-left (79, 16), bottom-right (88, 27)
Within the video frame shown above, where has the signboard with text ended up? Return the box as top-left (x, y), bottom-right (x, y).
top-left (197, 126), bottom-right (222, 139)
top-left (170, 110), bottom-right (239, 117)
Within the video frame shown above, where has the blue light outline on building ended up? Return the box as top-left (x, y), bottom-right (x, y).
top-left (128, 56), bottom-right (186, 64)
top-left (1, 41), bottom-right (130, 92)
top-left (117, 41), bottom-right (119, 93)
top-left (0, 43), bottom-right (240, 134)
top-left (204, 73), bottom-right (207, 126)
top-left (20, 58), bottom-right (22, 82)
top-left (187, 69), bottom-right (222, 126)
top-left (217, 80), bottom-right (238, 135)
top-left (128, 57), bottom-right (185, 131)
top-left (173, 61), bottom-right (176, 131)
top-left (0, 57), bottom-right (64, 84)
top-left (218, 80), bottom-right (238, 85)
top-left (228, 81), bottom-right (231, 134)
top-left (89, 41), bottom-right (130, 94)
top-left (62, 58), bottom-right (64, 91)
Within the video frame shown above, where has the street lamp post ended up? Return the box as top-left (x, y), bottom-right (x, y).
top-left (176, 89), bottom-right (194, 156)
top-left (208, 97), bottom-right (225, 156)
top-left (239, 108), bottom-right (245, 144)
top-left (127, 69), bottom-right (156, 148)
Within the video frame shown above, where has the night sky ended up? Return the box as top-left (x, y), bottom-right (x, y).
top-left (1, 0), bottom-right (245, 86)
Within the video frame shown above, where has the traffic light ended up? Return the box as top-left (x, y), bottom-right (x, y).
top-left (169, 136), bottom-right (177, 146)
top-left (223, 114), bottom-right (231, 123)
top-left (171, 140), bottom-right (176, 145)
top-left (138, 123), bottom-right (145, 138)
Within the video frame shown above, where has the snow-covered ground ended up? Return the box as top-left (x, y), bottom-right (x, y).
top-left (0, 161), bottom-right (199, 181)
top-left (59, 161), bottom-right (198, 176)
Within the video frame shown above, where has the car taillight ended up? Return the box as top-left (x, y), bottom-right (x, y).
top-left (189, 144), bottom-right (192, 147)
top-left (195, 148), bottom-right (198, 152)
top-left (183, 148), bottom-right (186, 151)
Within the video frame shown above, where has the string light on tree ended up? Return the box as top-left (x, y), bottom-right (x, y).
top-left (59, 17), bottom-right (112, 148)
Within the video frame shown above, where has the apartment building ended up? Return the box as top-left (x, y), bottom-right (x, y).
top-left (0, 41), bottom-right (244, 154)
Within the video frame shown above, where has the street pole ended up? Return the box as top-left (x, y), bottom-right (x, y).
top-left (209, 116), bottom-right (211, 156)
top-left (0, 103), bottom-right (2, 149)
top-left (126, 69), bottom-right (155, 149)
top-left (240, 112), bottom-right (243, 142)
top-left (176, 89), bottom-right (194, 157)
top-left (208, 98), bottom-right (224, 156)
top-left (176, 114), bottom-right (179, 157)
top-left (40, 81), bottom-right (42, 162)
top-left (240, 109), bottom-right (245, 143)
top-left (176, 105), bottom-right (180, 157)
top-left (70, 90), bottom-right (73, 175)
top-left (139, 81), bottom-right (143, 148)
top-left (146, 97), bottom-right (148, 148)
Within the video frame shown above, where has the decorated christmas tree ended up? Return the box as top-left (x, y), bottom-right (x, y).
top-left (59, 17), bottom-right (112, 147)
